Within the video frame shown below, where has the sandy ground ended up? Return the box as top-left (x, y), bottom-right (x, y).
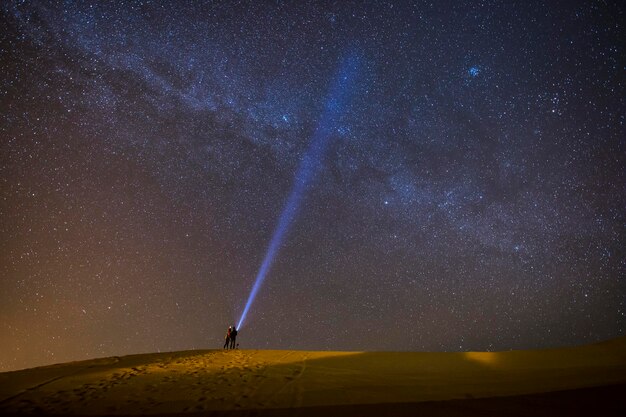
top-left (0, 337), bottom-right (625, 416)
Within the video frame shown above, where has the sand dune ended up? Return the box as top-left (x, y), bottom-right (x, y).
top-left (1, 337), bottom-right (625, 416)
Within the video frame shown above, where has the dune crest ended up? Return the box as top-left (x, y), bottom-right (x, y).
top-left (1, 338), bottom-right (625, 416)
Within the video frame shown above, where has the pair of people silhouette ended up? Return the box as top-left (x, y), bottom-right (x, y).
top-left (223, 325), bottom-right (238, 349)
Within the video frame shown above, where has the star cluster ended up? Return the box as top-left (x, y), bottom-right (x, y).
top-left (1, 1), bottom-right (624, 371)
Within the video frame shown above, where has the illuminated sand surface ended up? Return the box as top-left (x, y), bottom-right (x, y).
top-left (1, 337), bottom-right (625, 416)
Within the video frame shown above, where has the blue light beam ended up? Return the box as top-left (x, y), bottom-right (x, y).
top-left (237, 52), bottom-right (361, 329)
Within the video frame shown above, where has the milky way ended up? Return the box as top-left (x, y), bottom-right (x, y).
top-left (1, 1), bottom-right (624, 372)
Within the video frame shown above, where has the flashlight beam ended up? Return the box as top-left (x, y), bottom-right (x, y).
top-left (237, 52), bottom-right (360, 330)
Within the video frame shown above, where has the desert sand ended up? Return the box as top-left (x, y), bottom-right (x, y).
top-left (1, 337), bottom-right (625, 416)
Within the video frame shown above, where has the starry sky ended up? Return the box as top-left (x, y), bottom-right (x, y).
top-left (1, 1), bottom-right (624, 372)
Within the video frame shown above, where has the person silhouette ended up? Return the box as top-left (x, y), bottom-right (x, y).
top-left (230, 326), bottom-right (238, 349)
top-left (223, 326), bottom-right (232, 349)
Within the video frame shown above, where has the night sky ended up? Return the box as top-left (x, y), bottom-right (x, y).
top-left (1, 1), bottom-right (624, 372)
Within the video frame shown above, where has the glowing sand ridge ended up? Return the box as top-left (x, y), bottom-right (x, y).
top-left (237, 53), bottom-right (361, 330)
top-left (2, 337), bottom-right (625, 415)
